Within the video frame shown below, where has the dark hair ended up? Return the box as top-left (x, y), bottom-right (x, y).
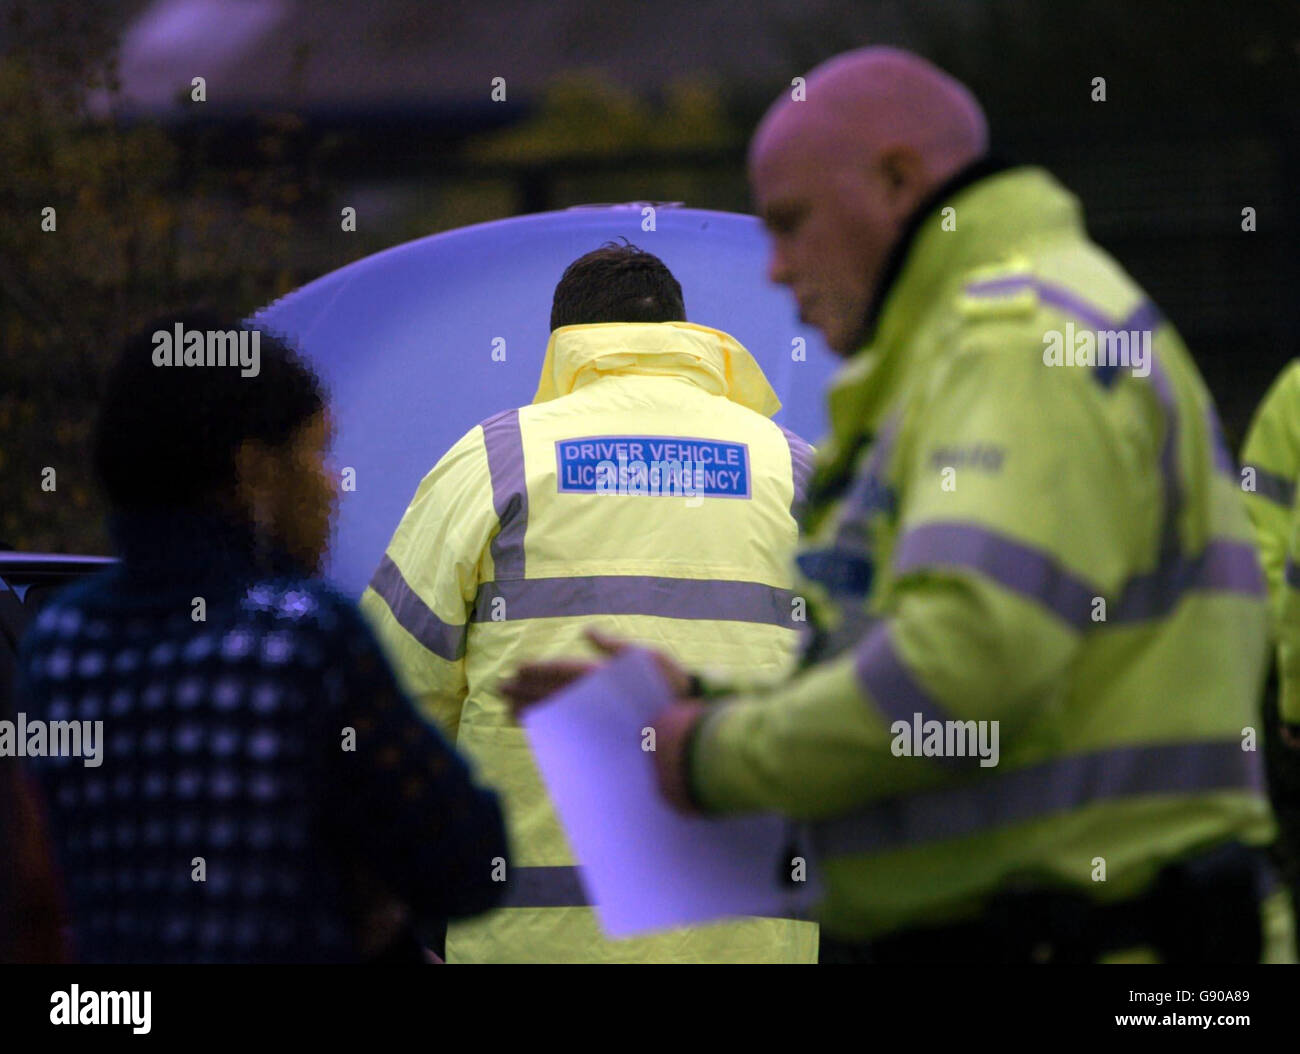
top-left (93, 312), bottom-right (325, 510)
top-left (550, 239), bottom-right (686, 330)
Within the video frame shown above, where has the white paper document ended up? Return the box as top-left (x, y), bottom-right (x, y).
top-left (521, 647), bottom-right (819, 937)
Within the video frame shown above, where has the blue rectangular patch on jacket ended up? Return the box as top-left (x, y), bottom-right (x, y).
top-left (555, 435), bottom-right (752, 498)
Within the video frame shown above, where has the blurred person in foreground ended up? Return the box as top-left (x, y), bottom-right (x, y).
top-left (362, 242), bottom-right (818, 962)
top-left (16, 313), bottom-right (508, 963)
top-left (508, 48), bottom-right (1289, 963)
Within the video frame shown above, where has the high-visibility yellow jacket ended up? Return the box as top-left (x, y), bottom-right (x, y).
top-left (1241, 360), bottom-right (1300, 627)
top-left (688, 166), bottom-right (1274, 946)
top-left (1242, 362), bottom-right (1300, 722)
top-left (1275, 505), bottom-right (1300, 724)
top-left (361, 321), bottom-right (819, 962)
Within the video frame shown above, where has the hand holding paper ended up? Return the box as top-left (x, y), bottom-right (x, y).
top-left (643, 697), bottom-right (709, 813)
top-left (520, 646), bottom-right (818, 937)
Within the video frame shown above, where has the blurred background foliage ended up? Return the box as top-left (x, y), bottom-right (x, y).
top-left (1, 2), bottom-right (322, 552)
top-left (1, 0), bottom-right (1297, 554)
top-left (0, 3), bottom-right (752, 554)
top-left (467, 72), bottom-right (739, 160)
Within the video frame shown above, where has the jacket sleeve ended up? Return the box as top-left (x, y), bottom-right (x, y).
top-left (359, 427), bottom-right (499, 740)
top-left (326, 601), bottom-right (510, 921)
top-left (690, 346), bottom-right (1141, 819)
top-left (1241, 361), bottom-right (1300, 626)
top-left (1276, 502), bottom-right (1300, 725)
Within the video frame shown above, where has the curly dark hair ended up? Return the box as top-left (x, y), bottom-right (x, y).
top-left (93, 312), bottom-right (325, 510)
top-left (550, 239), bottom-right (686, 331)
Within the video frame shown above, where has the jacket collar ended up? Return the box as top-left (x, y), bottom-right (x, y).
top-left (857, 155), bottom-right (1012, 349)
top-left (531, 321), bottom-right (782, 417)
top-left (827, 164), bottom-right (1086, 439)
top-left (804, 164), bottom-right (1086, 503)
top-left (860, 162), bottom-right (1085, 356)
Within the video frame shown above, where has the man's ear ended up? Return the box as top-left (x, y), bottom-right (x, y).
top-left (879, 146), bottom-right (926, 214)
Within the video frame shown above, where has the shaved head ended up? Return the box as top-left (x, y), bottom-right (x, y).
top-left (751, 47), bottom-right (988, 186)
top-left (749, 47), bottom-right (989, 354)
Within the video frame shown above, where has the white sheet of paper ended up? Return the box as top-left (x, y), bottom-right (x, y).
top-left (522, 647), bottom-right (819, 937)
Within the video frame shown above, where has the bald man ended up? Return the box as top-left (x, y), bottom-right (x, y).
top-left (509, 47), bottom-right (1283, 963)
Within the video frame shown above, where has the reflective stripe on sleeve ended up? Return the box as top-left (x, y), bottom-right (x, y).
top-left (892, 522), bottom-right (1263, 629)
top-left (853, 624), bottom-right (983, 771)
top-left (893, 522), bottom-right (1101, 631)
top-left (1243, 464), bottom-right (1296, 508)
top-left (368, 554), bottom-right (467, 661)
top-left (779, 424), bottom-right (815, 509)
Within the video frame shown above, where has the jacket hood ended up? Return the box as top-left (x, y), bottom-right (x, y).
top-left (532, 321), bottom-right (782, 417)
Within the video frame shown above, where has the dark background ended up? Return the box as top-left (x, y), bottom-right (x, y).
top-left (2, 0), bottom-right (1297, 553)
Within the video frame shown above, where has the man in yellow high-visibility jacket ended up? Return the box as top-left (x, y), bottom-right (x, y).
top-left (361, 241), bottom-right (818, 962)
top-left (509, 48), bottom-right (1287, 963)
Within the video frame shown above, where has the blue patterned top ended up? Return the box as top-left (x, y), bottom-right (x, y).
top-left (16, 510), bottom-right (508, 962)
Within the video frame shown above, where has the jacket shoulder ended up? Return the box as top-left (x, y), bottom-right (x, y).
top-left (1256, 359), bottom-right (1300, 420)
top-left (1243, 358), bottom-right (1300, 469)
top-left (409, 420), bottom-right (497, 498)
top-left (950, 258), bottom-right (1043, 327)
